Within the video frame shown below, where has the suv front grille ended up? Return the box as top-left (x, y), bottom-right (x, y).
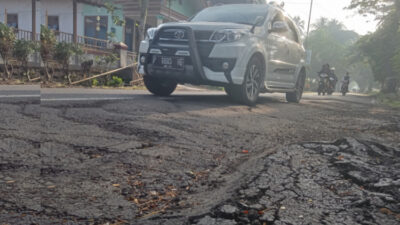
top-left (159, 28), bottom-right (188, 41)
top-left (156, 29), bottom-right (215, 58)
top-left (194, 30), bottom-right (214, 41)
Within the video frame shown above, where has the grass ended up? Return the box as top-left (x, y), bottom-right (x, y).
top-left (373, 92), bottom-right (400, 108)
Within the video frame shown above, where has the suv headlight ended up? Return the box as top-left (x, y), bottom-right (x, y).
top-left (210, 29), bottom-right (247, 43)
top-left (146, 28), bottom-right (157, 40)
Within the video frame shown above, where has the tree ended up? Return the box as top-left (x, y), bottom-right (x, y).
top-left (346, 0), bottom-right (400, 21)
top-left (40, 25), bottom-right (56, 81)
top-left (54, 42), bottom-right (82, 82)
top-left (0, 23), bottom-right (16, 80)
top-left (13, 40), bottom-right (38, 80)
top-left (312, 17), bottom-right (329, 30)
top-left (306, 18), bottom-right (374, 91)
top-left (292, 16), bottom-right (305, 30)
top-left (347, 0), bottom-right (400, 92)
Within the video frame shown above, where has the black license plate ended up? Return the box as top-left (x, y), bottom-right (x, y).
top-left (155, 56), bottom-right (185, 70)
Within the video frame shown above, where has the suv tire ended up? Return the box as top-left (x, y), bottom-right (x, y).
top-left (229, 57), bottom-right (264, 106)
top-left (286, 73), bottom-right (305, 103)
top-left (144, 76), bottom-right (177, 97)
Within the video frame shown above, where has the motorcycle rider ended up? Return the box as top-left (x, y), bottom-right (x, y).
top-left (341, 72), bottom-right (350, 95)
top-left (330, 67), bottom-right (338, 91)
top-left (318, 64), bottom-right (331, 76)
top-left (317, 64), bottom-right (331, 95)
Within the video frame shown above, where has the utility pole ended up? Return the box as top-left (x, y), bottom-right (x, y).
top-left (305, 0), bottom-right (314, 65)
top-left (305, 0), bottom-right (314, 46)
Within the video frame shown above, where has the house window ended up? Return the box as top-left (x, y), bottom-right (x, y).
top-left (7, 14), bottom-right (18, 29)
top-left (48, 16), bottom-right (59, 31)
top-left (84, 16), bottom-right (108, 40)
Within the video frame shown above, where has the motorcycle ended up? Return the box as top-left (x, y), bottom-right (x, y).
top-left (341, 80), bottom-right (349, 96)
top-left (327, 77), bottom-right (336, 95)
top-left (318, 73), bottom-right (330, 96)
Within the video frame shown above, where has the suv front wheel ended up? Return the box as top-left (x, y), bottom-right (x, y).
top-left (144, 76), bottom-right (178, 97)
top-left (228, 57), bottom-right (264, 106)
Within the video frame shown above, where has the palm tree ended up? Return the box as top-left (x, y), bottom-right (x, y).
top-left (293, 16), bottom-right (305, 30)
top-left (313, 17), bottom-right (329, 29)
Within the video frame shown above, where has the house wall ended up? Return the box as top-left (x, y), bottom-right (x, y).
top-left (0, 0), bottom-right (40, 31)
top-left (0, 0), bottom-right (124, 42)
top-left (165, 0), bottom-right (202, 18)
top-left (39, 0), bottom-right (83, 35)
top-left (81, 3), bottom-right (124, 42)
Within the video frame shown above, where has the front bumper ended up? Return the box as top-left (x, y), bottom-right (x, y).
top-left (139, 26), bottom-right (246, 86)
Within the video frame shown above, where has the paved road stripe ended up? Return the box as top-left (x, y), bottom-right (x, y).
top-left (41, 97), bottom-right (135, 102)
top-left (0, 95), bottom-right (40, 98)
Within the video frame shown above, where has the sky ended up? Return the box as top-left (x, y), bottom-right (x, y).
top-left (281, 0), bottom-right (378, 35)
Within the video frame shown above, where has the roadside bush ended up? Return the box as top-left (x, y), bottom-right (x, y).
top-left (13, 40), bottom-right (38, 80)
top-left (92, 78), bottom-right (99, 87)
top-left (107, 76), bottom-right (123, 87)
top-left (0, 23), bottom-right (16, 79)
top-left (54, 42), bottom-right (83, 81)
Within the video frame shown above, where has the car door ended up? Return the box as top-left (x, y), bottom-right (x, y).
top-left (265, 12), bottom-right (294, 88)
top-left (283, 17), bottom-right (304, 86)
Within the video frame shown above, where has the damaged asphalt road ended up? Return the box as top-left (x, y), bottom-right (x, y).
top-left (0, 86), bottom-right (399, 224)
top-left (193, 138), bottom-right (400, 225)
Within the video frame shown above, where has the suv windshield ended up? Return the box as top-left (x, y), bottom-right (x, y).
top-left (190, 4), bottom-right (269, 25)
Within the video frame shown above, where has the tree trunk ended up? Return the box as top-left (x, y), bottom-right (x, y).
top-left (2, 55), bottom-right (10, 80)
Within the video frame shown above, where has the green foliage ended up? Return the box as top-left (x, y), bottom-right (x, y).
top-left (346, 0), bottom-right (399, 21)
top-left (347, 0), bottom-right (400, 92)
top-left (92, 78), bottom-right (99, 87)
top-left (105, 1), bottom-right (126, 27)
top-left (104, 53), bottom-right (119, 65)
top-left (107, 76), bottom-right (123, 87)
top-left (375, 92), bottom-right (400, 108)
top-left (306, 18), bottom-right (376, 92)
top-left (54, 42), bottom-right (83, 66)
top-left (353, 11), bottom-right (400, 86)
top-left (0, 23), bottom-right (16, 60)
top-left (13, 40), bottom-right (38, 64)
top-left (40, 25), bottom-right (56, 62)
top-left (95, 53), bottom-right (120, 70)
top-left (0, 23), bottom-right (16, 78)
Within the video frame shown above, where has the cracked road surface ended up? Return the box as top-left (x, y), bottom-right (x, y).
top-left (0, 85), bottom-right (399, 224)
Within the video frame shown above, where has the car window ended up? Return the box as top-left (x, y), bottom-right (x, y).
top-left (191, 5), bottom-right (269, 26)
top-left (285, 17), bottom-right (300, 43)
top-left (270, 12), bottom-right (293, 41)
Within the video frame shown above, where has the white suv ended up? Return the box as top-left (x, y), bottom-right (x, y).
top-left (138, 3), bottom-right (307, 105)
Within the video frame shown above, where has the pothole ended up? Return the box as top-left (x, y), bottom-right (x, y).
top-left (190, 138), bottom-right (400, 225)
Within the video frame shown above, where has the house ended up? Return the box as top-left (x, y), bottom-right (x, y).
top-left (0, 0), bottom-right (124, 47)
top-left (0, 0), bottom-right (204, 51)
top-left (205, 0), bottom-right (267, 6)
top-left (115, 0), bottom-right (205, 51)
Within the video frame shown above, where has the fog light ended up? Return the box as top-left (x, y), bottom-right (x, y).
top-left (222, 62), bottom-right (230, 70)
top-left (140, 56), bottom-right (146, 64)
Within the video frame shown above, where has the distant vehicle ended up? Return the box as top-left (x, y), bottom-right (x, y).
top-left (138, 3), bottom-right (307, 105)
top-left (341, 76), bottom-right (350, 96)
top-left (318, 73), bottom-right (330, 96)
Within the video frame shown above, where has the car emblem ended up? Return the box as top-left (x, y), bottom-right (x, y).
top-left (174, 30), bottom-right (185, 40)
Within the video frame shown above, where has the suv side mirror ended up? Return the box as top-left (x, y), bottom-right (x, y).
top-left (270, 21), bottom-right (288, 33)
top-left (251, 16), bottom-right (265, 33)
